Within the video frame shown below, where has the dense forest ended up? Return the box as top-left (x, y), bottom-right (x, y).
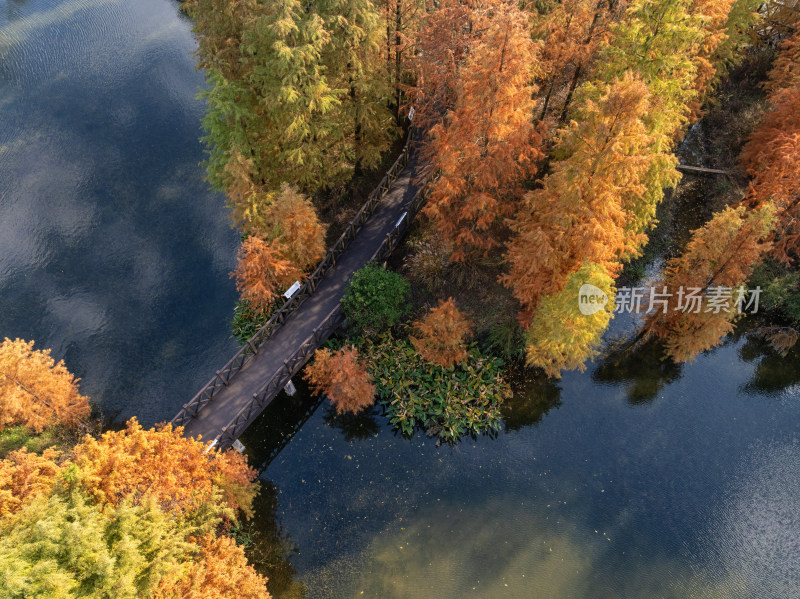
top-left (3, 0), bottom-right (800, 597)
top-left (185, 0), bottom-right (800, 433)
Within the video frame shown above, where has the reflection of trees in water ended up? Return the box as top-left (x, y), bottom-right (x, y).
top-left (322, 403), bottom-right (382, 441)
top-left (234, 480), bottom-right (307, 599)
top-left (501, 369), bottom-right (562, 430)
top-left (240, 378), bottom-right (324, 470)
top-left (734, 323), bottom-right (800, 395)
top-left (592, 337), bottom-right (682, 405)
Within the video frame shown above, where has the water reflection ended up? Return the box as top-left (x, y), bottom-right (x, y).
top-left (592, 336), bottom-right (683, 404)
top-left (236, 480), bottom-right (307, 599)
top-left (0, 0), bottom-right (239, 424)
top-left (502, 370), bottom-right (562, 430)
top-left (737, 331), bottom-right (800, 395)
top-left (322, 404), bottom-right (382, 442)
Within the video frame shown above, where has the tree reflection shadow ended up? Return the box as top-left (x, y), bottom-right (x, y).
top-left (322, 403), bottom-right (382, 441)
top-left (501, 369), bottom-right (562, 431)
top-left (592, 337), bottom-right (683, 404)
top-left (737, 328), bottom-right (800, 395)
top-left (234, 479), bottom-right (307, 599)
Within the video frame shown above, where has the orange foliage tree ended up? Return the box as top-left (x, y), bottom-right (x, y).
top-left (73, 418), bottom-right (258, 519)
top-left (0, 338), bottom-right (90, 433)
top-left (687, 0), bottom-right (738, 119)
top-left (231, 237), bottom-right (302, 313)
top-left (304, 346), bottom-right (375, 414)
top-left (739, 31), bottom-right (800, 264)
top-left (261, 184), bottom-right (327, 271)
top-left (503, 73), bottom-right (659, 317)
top-left (410, 298), bottom-right (473, 368)
top-left (643, 205), bottom-right (776, 362)
top-left (765, 22), bottom-right (800, 91)
top-left (0, 448), bottom-right (62, 518)
top-left (416, 0), bottom-right (544, 260)
top-left (534, 0), bottom-right (613, 122)
top-left (154, 534), bottom-right (271, 599)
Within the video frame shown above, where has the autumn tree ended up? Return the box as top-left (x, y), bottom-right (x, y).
top-left (260, 184), bottom-right (327, 271)
top-left (153, 534), bottom-right (271, 599)
top-left (73, 418), bottom-right (258, 520)
top-left (316, 0), bottom-right (396, 177)
top-left (524, 262), bottom-right (616, 377)
top-left (404, 0), bottom-right (477, 131)
top-left (687, 0), bottom-right (739, 120)
top-left (764, 20), bottom-right (800, 91)
top-left (410, 298), bottom-right (473, 368)
top-left (643, 205), bottom-right (776, 362)
top-left (420, 1), bottom-right (544, 259)
top-left (532, 0), bottom-right (614, 122)
top-left (739, 34), bottom-right (800, 263)
top-left (304, 346), bottom-right (376, 414)
top-left (232, 237), bottom-right (302, 313)
top-left (182, 0), bottom-right (255, 80)
top-left (200, 0), bottom-right (342, 197)
top-left (0, 491), bottom-right (193, 599)
top-left (0, 338), bottom-right (90, 433)
top-left (0, 448), bottom-right (62, 518)
top-left (503, 73), bottom-right (662, 315)
top-left (381, 0), bottom-right (425, 121)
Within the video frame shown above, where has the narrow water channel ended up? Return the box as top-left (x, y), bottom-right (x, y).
top-left (1, 2), bottom-right (798, 598)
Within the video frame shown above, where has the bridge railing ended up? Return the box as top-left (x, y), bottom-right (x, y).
top-left (171, 130), bottom-right (415, 428)
top-left (214, 183), bottom-right (429, 450)
top-left (216, 303), bottom-right (346, 448)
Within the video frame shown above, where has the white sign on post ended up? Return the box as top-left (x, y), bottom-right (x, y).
top-left (407, 106), bottom-right (415, 121)
top-left (284, 280), bottom-right (301, 299)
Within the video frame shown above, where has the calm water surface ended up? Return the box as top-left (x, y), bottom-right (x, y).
top-left (2, 2), bottom-right (799, 598)
top-left (0, 0), bottom-right (239, 423)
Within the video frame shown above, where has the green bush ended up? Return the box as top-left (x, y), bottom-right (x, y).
top-left (360, 333), bottom-right (510, 441)
top-left (342, 264), bottom-right (410, 336)
top-left (232, 299), bottom-right (276, 345)
top-left (749, 259), bottom-right (800, 322)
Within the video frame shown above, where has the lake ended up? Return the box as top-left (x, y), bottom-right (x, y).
top-left (1, 2), bottom-right (798, 598)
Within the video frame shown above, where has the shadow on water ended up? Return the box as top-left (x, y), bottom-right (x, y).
top-left (733, 326), bottom-right (800, 395)
top-left (240, 376), bottom-right (324, 471)
top-left (501, 369), bottom-right (562, 430)
top-left (322, 403), bottom-right (382, 442)
top-left (234, 479), bottom-right (307, 599)
top-left (592, 336), bottom-right (683, 405)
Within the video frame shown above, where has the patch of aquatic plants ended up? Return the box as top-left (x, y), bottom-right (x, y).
top-left (359, 332), bottom-right (511, 442)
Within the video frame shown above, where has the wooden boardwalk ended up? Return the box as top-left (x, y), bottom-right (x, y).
top-left (172, 139), bottom-right (423, 450)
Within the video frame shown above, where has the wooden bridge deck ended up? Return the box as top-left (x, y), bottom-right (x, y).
top-left (179, 155), bottom-right (421, 446)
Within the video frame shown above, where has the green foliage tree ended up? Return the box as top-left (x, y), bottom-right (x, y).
top-left (342, 264), bottom-right (410, 335)
top-left (0, 491), bottom-right (193, 599)
top-left (200, 0), bottom-right (341, 198)
top-left (316, 0), bottom-right (396, 176)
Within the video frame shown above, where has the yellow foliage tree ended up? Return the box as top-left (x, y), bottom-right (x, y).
top-left (0, 338), bottom-right (90, 433)
top-left (524, 262), bottom-right (616, 378)
top-left (154, 534), bottom-right (271, 599)
top-left (73, 418), bottom-right (258, 520)
top-left (0, 448), bottom-right (62, 518)
top-left (503, 73), bottom-right (659, 315)
top-left (410, 298), bottom-right (473, 368)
